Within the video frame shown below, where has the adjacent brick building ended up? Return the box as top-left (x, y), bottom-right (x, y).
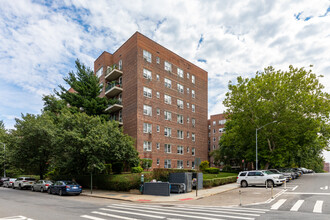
top-left (208, 113), bottom-right (227, 165)
top-left (94, 32), bottom-right (208, 169)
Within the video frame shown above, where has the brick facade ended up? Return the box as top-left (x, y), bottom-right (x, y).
top-left (94, 32), bottom-right (208, 169)
top-left (208, 113), bottom-right (227, 165)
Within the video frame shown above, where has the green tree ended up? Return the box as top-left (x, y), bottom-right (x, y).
top-left (55, 59), bottom-right (109, 119)
top-left (11, 113), bottom-right (56, 179)
top-left (212, 66), bottom-right (330, 170)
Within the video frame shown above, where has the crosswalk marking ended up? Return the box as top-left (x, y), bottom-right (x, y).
top-left (271, 199), bottom-right (286, 210)
top-left (313, 200), bottom-right (323, 213)
top-left (100, 208), bottom-right (165, 219)
top-left (110, 204), bottom-right (254, 220)
top-left (91, 211), bottom-right (140, 220)
top-left (80, 215), bottom-right (106, 220)
top-left (290, 200), bottom-right (304, 212)
top-left (168, 205), bottom-right (268, 213)
top-left (113, 203), bottom-right (261, 217)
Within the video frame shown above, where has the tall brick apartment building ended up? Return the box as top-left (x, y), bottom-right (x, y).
top-left (94, 32), bottom-right (208, 169)
top-left (208, 113), bottom-right (227, 164)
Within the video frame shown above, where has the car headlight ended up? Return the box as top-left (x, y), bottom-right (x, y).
top-left (273, 176), bottom-right (279, 179)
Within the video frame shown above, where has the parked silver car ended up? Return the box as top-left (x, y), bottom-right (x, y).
top-left (13, 177), bottom-right (36, 190)
top-left (2, 178), bottom-right (17, 188)
top-left (32, 180), bottom-right (54, 192)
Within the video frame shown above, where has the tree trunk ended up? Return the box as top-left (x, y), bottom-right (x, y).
top-left (264, 162), bottom-right (270, 170)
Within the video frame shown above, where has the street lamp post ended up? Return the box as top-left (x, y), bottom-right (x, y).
top-left (1, 143), bottom-right (5, 177)
top-left (256, 121), bottom-right (277, 170)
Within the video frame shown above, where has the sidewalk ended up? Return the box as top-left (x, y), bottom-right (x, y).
top-left (81, 183), bottom-right (239, 202)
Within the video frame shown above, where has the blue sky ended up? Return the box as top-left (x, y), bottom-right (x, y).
top-left (0, 0), bottom-right (330, 160)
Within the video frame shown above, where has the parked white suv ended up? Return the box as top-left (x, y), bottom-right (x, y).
top-left (13, 177), bottom-right (36, 190)
top-left (237, 170), bottom-right (286, 187)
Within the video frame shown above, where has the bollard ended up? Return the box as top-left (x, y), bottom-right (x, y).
top-left (239, 190), bottom-right (242, 206)
top-left (284, 179), bottom-right (286, 190)
top-left (271, 184), bottom-right (274, 199)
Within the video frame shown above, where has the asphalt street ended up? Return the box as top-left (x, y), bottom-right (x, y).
top-left (0, 172), bottom-right (329, 220)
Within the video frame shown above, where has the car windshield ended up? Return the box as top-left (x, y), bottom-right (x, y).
top-left (45, 181), bottom-right (53, 184)
top-left (263, 171), bottom-right (273, 174)
top-left (64, 181), bottom-right (78, 185)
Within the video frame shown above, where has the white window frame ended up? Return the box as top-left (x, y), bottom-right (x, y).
top-left (192, 161), bottom-right (195, 169)
top-left (187, 160), bottom-right (190, 167)
top-left (187, 73), bottom-right (190, 79)
top-left (192, 75), bottom-right (195, 84)
top-left (177, 99), bottom-right (184, 109)
top-left (177, 146), bottom-right (184, 155)
top-left (157, 143), bottom-right (160, 149)
top-left (187, 147), bottom-right (190, 153)
top-left (96, 67), bottom-right (103, 78)
top-left (143, 141), bottom-right (152, 151)
top-left (192, 90), bottom-right (195, 98)
top-left (143, 68), bottom-right (152, 80)
top-left (177, 68), bottom-right (184, 78)
top-left (192, 133), bottom-right (195, 142)
top-left (157, 158), bottom-right (160, 165)
top-left (164, 111), bottom-right (172, 121)
top-left (192, 118), bottom-right (195, 127)
top-left (164, 127), bottom-right (172, 137)
top-left (157, 108), bottom-right (160, 115)
top-left (192, 104), bottom-right (195, 113)
top-left (164, 159), bottom-right (171, 168)
top-left (143, 87), bottom-right (152, 98)
top-left (156, 92), bottom-right (160, 98)
top-left (164, 78), bottom-right (172, 88)
top-left (177, 114), bottom-right (184, 124)
top-left (156, 74), bottom-right (160, 81)
top-left (143, 123), bottom-right (152, 133)
top-left (177, 83), bottom-right (184, 93)
top-left (164, 94), bottom-right (172, 104)
top-left (187, 88), bottom-right (190, 94)
top-left (177, 160), bottom-right (183, 169)
top-left (192, 147), bottom-right (195, 156)
top-left (157, 125), bottom-right (160, 132)
top-left (165, 144), bottom-right (171, 153)
top-left (164, 61), bottom-right (172, 72)
top-left (177, 130), bottom-right (184, 139)
top-left (156, 57), bottom-right (160, 64)
top-left (143, 50), bottom-right (152, 63)
top-left (143, 105), bottom-right (152, 116)
top-left (118, 60), bottom-right (122, 70)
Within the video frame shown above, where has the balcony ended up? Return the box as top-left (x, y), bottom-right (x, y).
top-left (105, 82), bottom-right (123, 98)
top-left (105, 100), bottom-right (123, 113)
top-left (105, 66), bottom-right (123, 82)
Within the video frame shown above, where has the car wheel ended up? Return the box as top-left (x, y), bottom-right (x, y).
top-left (48, 188), bottom-right (52, 194)
top-left (18, 184), bottom-right (22, 190)
top-left (59, 189), bottom-right (63, 196)
top-left (266, 180), bottom-right (274, 188)
top-left (40, 187), bottom-right (44, 193)
top-left (241, 180), bottom-right (248, 188)
top-left (31, 187), bottom-right (35, 191)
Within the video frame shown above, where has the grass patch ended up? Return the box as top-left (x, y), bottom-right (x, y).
top-left (203, 172), bottom-right (237, 180)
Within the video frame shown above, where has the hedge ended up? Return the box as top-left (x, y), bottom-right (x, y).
top-left (152, 168), bottom-right (196, 182)
top-left (204, 167), bottom-right (220, 174)
top-left (203, 176), bottom-right (237, 188)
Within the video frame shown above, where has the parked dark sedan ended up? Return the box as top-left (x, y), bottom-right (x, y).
top-left (47, 180), bottom-right (82, 196)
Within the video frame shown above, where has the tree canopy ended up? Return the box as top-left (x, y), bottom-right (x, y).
top-left (212, 66), bottom-right (330, 171)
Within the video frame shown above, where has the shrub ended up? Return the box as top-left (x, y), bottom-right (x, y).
top-left (131, 166), bottom-right (143, 173)
top-left (140, 159), bottom-right (153, 170)
top-left (222, 165), bottom-right (232, 172)
top-left (199, 161), bottom-right (209, 171)
top-left (112, 162), bottom-right (123, 174)
top-left (203, 176), bottom-right (237, 188)
top-left (204, 167), bottom-right (220, 174)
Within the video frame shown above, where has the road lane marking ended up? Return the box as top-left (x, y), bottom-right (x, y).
top-left (271, 199), bottom-right (287, 210)
top-left (326, 186), bottom-right (328, 190)
top-left (290, 200), bottom-right (304, 212)
top-left (100, 208), bottom-right (165, 219)
top-left (313, 200), bottom-right (323, 213)
top-left (292, 186), bottom-right (298, 191)
top-left (92, 211), bottom-right (140, 220)
top-left (285, 192), bottom-right (330, 195)
top-left (80, 215), bottom-right (106, 220)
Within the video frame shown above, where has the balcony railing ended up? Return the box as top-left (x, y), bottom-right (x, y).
top-left (105, 82), bottom-right (123, 97)
top-left (105, 65), bottom-right (123, 82)
top-left (105, 99), bottom-right (123, 113)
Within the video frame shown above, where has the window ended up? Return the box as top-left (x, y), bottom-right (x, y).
top-left (156, 92), bottom-right (160, 98)
top-left (192, 104), bottom-right (195, 112)
top-left (157, 108), bottom-right (160, 115)
top-left (187, 147), bottom-right (190, 153)
top-left (187, 73), bottom-right (190, 79)
top-left (213, 129), bottom-right (216, 134)
top-left (177, 83), bottom-right (184, 93)
top-left (192, 161), bottom-right (195, 169)
top-left (192, 147), bottom-right (195, 156)
top-left (164, 94), bottom-right (172, 104)
top-left (187, 88), bottom-right (190, 94)
top-left (157, 158), bottom-right (160, 165)
top-left (143, 50), bottom-right (152, 62)
top-left (192, 118), bottom-right (195, 127)
top-left (96, 67), bottom-right (103, 78)
top-left (143, 87), bottom-right (152, 98)
top-left (164, 127), bottom-right (172, 137)
top-left (143, 123), bottom-right (152, 133)
top-left (165, 144), bottom-right (171, 153)
top-left (219, 119), bottom-right (226, 125)
top-left (187, 117), bottom-right (190, 123)
top-left (192, 75), bottom-right (195, 84)
top-left (177, 130), bottom-right (184, 139)
top-left (213, 121), bottom-right (216, 126)
top-left (187, 161), bottom-right (190, 167)
top-left (187, 131), bottom-right (189, 138)
top-left (164, 111), bottom-right (172, 121)
top-left (213, 137), bottom-right (216, 142)
top-left (156, 74), bottom-right (160, 81)
top-left (118, 60), bottom-right (122, 70)
top-left (177, 146), bottom-right (184, 154)
top-left (164, 61), bottom-right (172, 72)
top-left (192, 133), bottom-right (195, 142)
top-left (219, 128), bottom-right (225, 133)
top-left (143, 68), bottom-right (152, 80)
top-left (192, 90), bottom-right (195, 98)
top-left (177, 68), bottom-right (184, 78)
top-left (157, 125), bottom-right (160, 132)
top-left (213, 145), bottom-right (216, 150)
top-left (143, 105), bottom-right (152, 116)
top-left (187, 103), bottom-right (190, 108)
top-left (239, 172), bottom-right (247, 177)
top-left (157, 143), bottom-right (160, 149)
top-left (177, 99), bottom-right (184, 109)
top-left (177, 114), bottom-right (184, 124)
top-left (164, 78), bottom-right (172, 88)
top-left (156, 57), bottom-right (160, 64)
top-left (177, 160), bottom-right (183, 169)
top-left (164, 159), bottom-right (171, 168)
top-left (143, 141), bottom-right (152, 151)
